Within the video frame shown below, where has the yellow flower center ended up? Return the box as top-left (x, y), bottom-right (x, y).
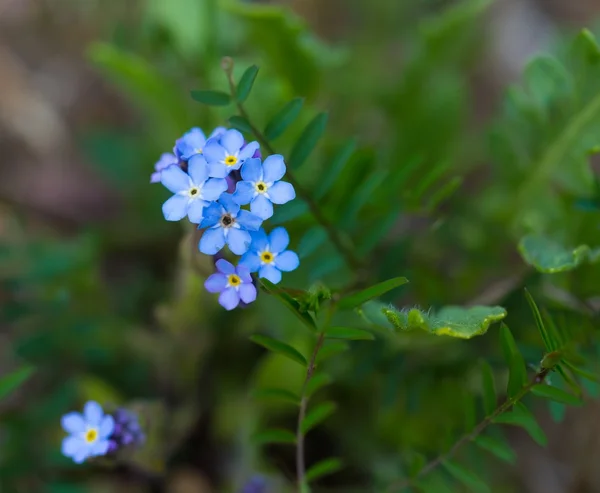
top-left (195, 148), bottom-right (203, 154)
top-left (228, 274), bottom-right (241, 286)
top-left (255, 181), bottom-right (267, 194)
top-left (225, 155), bottom-right (238, 166)
top-left (260, 251), bottom-right (274, 264)
top-left (189, 187), bottom-right (199, 197)
top-left (84, 428), bottom-right (98, 443)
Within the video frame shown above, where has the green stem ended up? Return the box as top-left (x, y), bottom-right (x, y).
top-left (385, 367), bottom-right (551, 492)
top-left (222, 61), bottom-right (364, 273)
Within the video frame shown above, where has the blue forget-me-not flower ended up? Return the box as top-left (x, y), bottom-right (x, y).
top-left (151, 152), bottom-right (178, 184)
top-left (161, 156), bottom-right (228, 223)
top-left (199, 194), bottom-right (263, 255)
top-left (240, 227), bottom-right (299, 284)
top-left (232, 155), bottom-right (296, 219)
top-left (61, 401), bottom-right (114, 464)
top-left (204, 259), bottom-right (257, 310)
top-left (107, 408), bottom-right (145, 453)
top-left (174, 126), bottom-right (227, 161)
top-left (203, 129), bottom-right (260, 178)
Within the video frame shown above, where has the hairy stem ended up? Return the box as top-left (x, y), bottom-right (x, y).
top-left (385, 367), bottom-right (551, 492)
top-left (296, 331), bottom-right (326, 490)
top-left (222, 60), bottom-right (364, 273)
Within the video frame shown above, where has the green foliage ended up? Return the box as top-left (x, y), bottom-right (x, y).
top-left (305, 457), bottom-right (343, 482)
top-left (252, 428), bottom-right (297, 445)
top-left (473, 434), bottom-right (516, 464)
top-left (300, 401), bottom-right (337, 434)
top-left (190, 89), bottom-right (232, 106)
top-left (288, 112), bottom-right (328, 170)
top-left (264, 97), bottom-right (304, 140)
top-left (338, 277), bottom-right (409, 310)
top-left (249, 334), bottom-right (308, 367)
top-left (0, 366), bottom-right (35, 401)
top-left (531, 384), bottom-right (583, 406)
top-left (235, 65), bottom-right (259, 103)
top-left (519, 235), bottom-right (600, 273)
top-left (324, 327), bottom-right (374, 341)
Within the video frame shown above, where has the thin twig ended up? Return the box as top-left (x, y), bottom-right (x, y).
top-left (221, 59), bottom-right (364, 273)
top-left (385, 367), bottom-right (551, 492)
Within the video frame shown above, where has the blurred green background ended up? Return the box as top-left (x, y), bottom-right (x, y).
top-left (2, 0), bottom-right (600, 491)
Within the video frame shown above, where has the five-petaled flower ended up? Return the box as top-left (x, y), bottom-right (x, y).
top-left (61, 401), bottom-right (114, 464)
top-left (205, 259), bottom-right (257, 310)
top-left (240, 227), bottom-right (300, 284)
top-left (151, 152), bottom-right (178, 184)
top-left (175, 126), bottom-right (227, 161)
top-left (232, 156), bottom-right (296, 219)
top-left (161, 156), bottom-right (228, 223)
top-left (199, 194), bottom-right (263, 255)
top-left (204, 129), bottom-right (260, 178)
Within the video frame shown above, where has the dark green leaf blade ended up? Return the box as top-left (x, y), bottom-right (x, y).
top-left (305, 373), bottom-right (333, 398)
top-left (493, 405), bottom-right (547, 446)
top-left (481, 360), bottom-right (497, 415)
top-left (259, 279), bottom-right (317, 330)
top-left (305, 457), bottom-right (343, 482)
top-left (314, 140), bottom-right (356, 199)
top-left (251, 428), bottom-right (296, 445)
top-left (442, 460), bottom-right (491, 493)
top-left (228, 115), bottom-right (253, 133)
top-left (249, 334), bottom-right (308, 367)
top-left (524, 288), bottom-right (554, 351)
top-left (236, 65), bottom-right (259, 103)
top-left (325, 327), bottom-right (374, 341)
top-left (301, 401), bottom-right (336, 434)
top-left (508, 352), bottom-right (528, 397)
top-left (473, 435), bottom-right (516, 463)
top-left (190, 90), bottom-right (231, 106)
top-left (264, 97), bottom-right (304, 140)
top-left (289, 112), bottom-right (328, 169)
top-left (0, 366), bottom-right (35, 400)
top-left (338, 277), bottom-right (409, 310)
top-left (252, 388), bottom-right (300, 405)
top-left (531, 384), bottom-right (583, 406)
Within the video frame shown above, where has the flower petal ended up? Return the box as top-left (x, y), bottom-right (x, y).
top-left (203, 143), bottom-right (227, 164)
top-left (199, 227), bottom-right (226, 254)
top-left (199, 202), bottom-right (223, 228)
top-left (178, 128), bottom-right (207, 160)
top-left (202, 178), bottom-right (228, 201)
top-left (73, 446), bottom-right (91, 464)
top-left (216, 258), bottom-right (235, 275)
top-left (220, 129), bottom-right (244, 154)
top-left (236, 264), bottom-right (253, 283)
top-left (239, 283), bottom-right (257, 304)
top-left (61, 412), bottom-right (86, 434)
top-left (150, 171), bottom-right (162, 183)
top-left (267, 181), bottom-right (295, 204)
top-left (248, 228), bottom-right (269, 251)
top-left (219, 193), bottom-right (240, 215)
top-left (239, 141), bottom-right (260, 161)
top-left (205, 272), bottom-right (228, 293)
top-left (83, 401), bottom-right (104, 426)
top-left (209, 126), bottom-right (227, 139)
top-left (274, 250), bottom-right (300, 272)
top-left (90, 439), bottom-right (110, 457)
top-left (232, 181), bottom-right (255, 205)
top-left (239, 251), bottom-right (261, 272)
top-left (250, 194), bottom-right (273, 220)
top-left (161, 165), bottom-right (191, 193)
top-left (208, 162), bottom-right (229, 178)
top-left (236, 210), bottom-right (263, 231)
top-left (262, 154), bottom-right (286, 183)
top-left (268, 227), bottom-right (290, 253)
top-left (219, 287), bottom-right (240, 310)
top-left (188, 155), bottom-right (209, 184)
top-left (162, 195), bottom-right (189, 221)
top-left (259, 264), bottom-right (282, 284)
top-left (240, 158), bottom-right (263, 182)
top-left (187, 199), bottom-right (207, 224)
top-left (62, 436), bottom-right (83, 457)
top-left (227, 228), bottom-right (252, 255)
top-left (155, 152), bottom-right (177, 172)
top-left (99, 415), bottom-right (114, 438)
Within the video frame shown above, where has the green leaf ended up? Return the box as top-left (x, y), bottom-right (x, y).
top-left (507, 352), bottom-right (528, 397)
top-left (235, 65), bottom-right (259, 103)
top-left (305, 457), bottom-right (343, 482)
top-left (259, 279), bottom-right (318, 330)
top-left (305, 373), bottom-right (333, 398)
top-left (315, 341), bottom-right (349, 363)
top-left (0, 366), bottom-right (35, 400)
top-left (251, 428), bottom-right (296, 445)
top-left (531, 384), bottom-right (583, 406)
top-left (383, 305), bottom-right (507, 339)
top-left (325, 326), bottom-right (374, 341)
top-left (493, 404), bottom-right (547, 446)
top-left (190, 90), bottom-right (231, 106)
top-left (314, 140), bottom-right (356, 199)
top-left (518, 235), bottom-right (600, 273)
top-left (249, 334), bottom-right (307, 367)
top-left (289, 113), bottom-right (328, 170)
top-left (524, 289), bottom-right (554, 351)
top-left (563, 360), bottom-right (600, 383)
top-left (297, 226), bottom-right (328, 259)
top-left (499, 323), bottom-right (519, 363)
top-left (473, 434), bottom-right (516, 463)
top-left (264, 97), bottom-right (304, 140)
top-left (228, 115), bottom-right (253, 134)
top-left (271, 200), bottom-right (309, 224)
top-left (301, 401), bottom-right (336, 434)
top-left (481, 360), bottom-right (497, 415)
top-left (252, 388), bottom-right (300, 405)
top-left (441, 460), bottom-right (491, 493)
top-left (338, 277), bottom-right (409, 310)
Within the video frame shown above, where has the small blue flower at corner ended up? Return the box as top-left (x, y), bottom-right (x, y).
top-left (203, 129), bottom-right (260, 178)
top-left (199, 194), bottom-right (263, 255)
top-left (161, 156), bottom-right (228, 223)
top-left (232, 155), bottom-right (296, 219)
top-left (240, 227), bottom-right (299, 284)
top-left (205, 259), bottom-right (257, 310)
top-left (175, 126), bottom-right (227, 161)
top-left (61, 401), bottom-right (114, 464)
top-left (151, 152), bottom-right (178, 183)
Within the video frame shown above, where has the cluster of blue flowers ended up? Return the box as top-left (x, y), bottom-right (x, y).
top-left (153, 127), bottom-right (300, 310)
top-left (61, 401), bottom-right (145, 464)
